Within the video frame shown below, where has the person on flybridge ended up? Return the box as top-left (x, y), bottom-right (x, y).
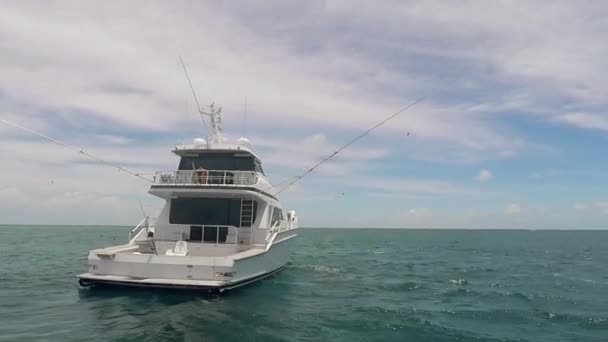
top-left (194, 167), bottom-right (208, 184)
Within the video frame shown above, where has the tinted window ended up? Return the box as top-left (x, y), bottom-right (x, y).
top-left (203, 226), bottom-right (228, 243)
top-left (170, 198), bottom-right (241, 226)
top-left (271, 207), bottom-right (283, 227)
top-left (254, 160), bottom-right (265, 175)
top-left (178, 152), bottom-right (256, 171)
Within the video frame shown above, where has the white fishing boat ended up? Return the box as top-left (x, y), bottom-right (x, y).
top-left (77, 103), bottom-right (299, 292)
top-left (1, 58), bottom-right (421, 293)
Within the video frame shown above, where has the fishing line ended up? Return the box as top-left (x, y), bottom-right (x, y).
top-left (273, 97), bottom-right (425, 196)
top-left (0, 119), bottom-right (153, 183)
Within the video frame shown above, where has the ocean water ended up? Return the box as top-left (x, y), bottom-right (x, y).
top-left (0, 226), bottom-right (607, 341)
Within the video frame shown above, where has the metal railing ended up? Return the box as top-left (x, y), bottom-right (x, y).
top-left (271, 219), bottom-right (291, 232)
top-left (153, 170), bottom-right (259, 186)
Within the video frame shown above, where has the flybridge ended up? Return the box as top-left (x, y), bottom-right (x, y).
top-left (152, 170), bottom-right (260, 186)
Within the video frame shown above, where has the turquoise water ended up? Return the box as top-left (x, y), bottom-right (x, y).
top-left (0, 226), bottom-right (607, 341)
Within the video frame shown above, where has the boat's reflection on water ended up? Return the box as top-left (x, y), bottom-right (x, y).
top-left (76, 287), bottom-right (227, 341)
top-left (76, 272), bottom-right (295, 341)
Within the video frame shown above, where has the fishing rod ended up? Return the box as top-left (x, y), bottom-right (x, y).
top-left (0, 119), bottom-right (153, 183)
top-left (273, 97), bottom-right (425, 195)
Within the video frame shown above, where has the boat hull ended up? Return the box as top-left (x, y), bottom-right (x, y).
top-left (78, 230), bottom-right (296, 293)
top-left (78, 264), bottom-right (287, 293)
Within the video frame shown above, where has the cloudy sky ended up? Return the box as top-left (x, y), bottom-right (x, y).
top-left (1, 1), bottom-right (607, 228)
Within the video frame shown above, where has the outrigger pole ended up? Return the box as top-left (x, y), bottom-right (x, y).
top-left (0, 119), bottom-right (153, 183)
top-left (178, 56), bottom-right (224, 144)
top-left (178, 56), bottom-right (208, 129)
top-left (273, 97), bottom-right (425, 195)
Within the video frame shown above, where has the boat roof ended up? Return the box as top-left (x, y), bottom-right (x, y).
top-left (172, 140), bottom-right (262, 161)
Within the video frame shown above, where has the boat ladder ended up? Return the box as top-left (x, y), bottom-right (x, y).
top-left (240, 198), bottom-right (254, 244)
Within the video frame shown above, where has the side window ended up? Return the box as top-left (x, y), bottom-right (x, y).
top-left (268, 206), bottom-right (274, 226)
top-left (254, 160), bottom-right (265, 175)
top-left (252, 201), bottom-right (258, 225)
top-left (270, 207), bottom-right (283, 227)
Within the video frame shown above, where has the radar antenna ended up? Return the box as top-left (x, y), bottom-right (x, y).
top-left (200, 102), bottom-right (223, 144)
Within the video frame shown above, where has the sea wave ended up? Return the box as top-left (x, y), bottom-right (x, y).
top-left (539, 311), bottom-right (608, 329)
top-left (448, 278), bottom-right (468, 285)
top-left (289, 264), bottom-right (343, 273)
top-left (381, 280), bottom-right (424, 291)
top-left (2, 226), bottom-right (607, 341)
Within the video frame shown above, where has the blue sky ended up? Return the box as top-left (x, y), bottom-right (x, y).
top-left (1, 1), bottom-right (608, 228)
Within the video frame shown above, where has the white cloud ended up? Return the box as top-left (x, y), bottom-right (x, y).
top-left (0, 184), bottom-right (161, 225)
top-left (528, 169), bottom-right (563, 180)
top-left (406, 208), bottom-right (434, 219)
top-left (504, 203), bottom-right (522, 215)
top-left (476, 169), bottom-right (493, 182)
top-left (553, 113), bottom-right (608, 132)
top-left (252, 133), bottom-right (390, 177)
top-left (1, 1), bottom-right (608, 227)
top-left (593, 202), bottom-right (608, 214)
top-left (571, 202), bottom-right (608, 215)
top-left (574, 203), bottom-right (587, 211)
top-left (353, 177), bottom-right (472, 195)
top-left (0, 1), bottom-right (526, 154)
top-left (0, 186), bottom-right (29, 203)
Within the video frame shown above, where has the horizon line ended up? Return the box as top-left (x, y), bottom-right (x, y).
top-left (0, 224), bottom-right (607, 231)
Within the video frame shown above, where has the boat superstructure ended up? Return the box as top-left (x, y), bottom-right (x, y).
top-left (77, 104), bottom-right (298, 292)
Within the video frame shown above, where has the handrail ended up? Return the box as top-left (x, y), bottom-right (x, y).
top-left (265, 231), bottom-right (278, 251)
top-left (129, 218), bottom-right (148, 243)
top-left (271, 219), bottom-right (289, 232)
top-left (153, 170), bottom-right (259, 186)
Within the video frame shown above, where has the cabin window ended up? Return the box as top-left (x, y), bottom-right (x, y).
top-left (203, 226), bottom-right (228, 243)
top-left (178, 152), bottom-right (256, 171)
top-left (268, 206), bottom-right (274, 226)
top-left (170, 198), bottom-right (241, 227)
top-left (254, 160), bottom-right (265, 175)
top-left (189, 225), bottom-right (228, 243)
top-left (270, 207), bottom-right (283, 228)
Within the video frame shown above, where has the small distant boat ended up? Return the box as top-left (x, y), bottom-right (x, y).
top-left (77, 104), bottom-right (299, 293)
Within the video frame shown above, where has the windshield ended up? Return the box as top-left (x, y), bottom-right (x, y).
top-left (178, 152), bottom-right (263, 173)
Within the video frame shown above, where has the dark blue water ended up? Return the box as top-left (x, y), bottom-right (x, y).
top-left (0, 226), bottom-right (607, 341)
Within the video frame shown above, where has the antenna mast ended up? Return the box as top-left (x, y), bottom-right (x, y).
top-left (200, 102), bottom-right (223, 144)
top-left (178, 56), bottom-right (224, 145)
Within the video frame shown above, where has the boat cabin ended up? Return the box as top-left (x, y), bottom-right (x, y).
top-left (78, 103), bottom-right (299, 291)
top-left (148, 146), bottom-right (287, 252)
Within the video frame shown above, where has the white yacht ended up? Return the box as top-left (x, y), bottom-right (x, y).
top-left (77, 104), bottom-right (298, 293)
